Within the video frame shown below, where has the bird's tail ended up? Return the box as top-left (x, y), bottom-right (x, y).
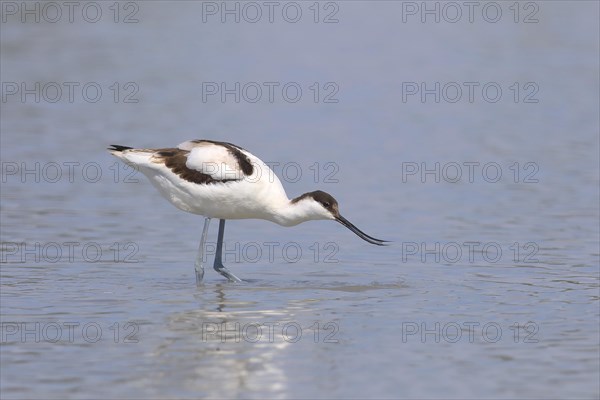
top-left (108, 144), bottom-right (158, 169)
top-left (108, 144), bottom-right (133, 152)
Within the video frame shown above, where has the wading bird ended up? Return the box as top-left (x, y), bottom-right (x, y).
top-left (109, 140), bottom-right (387, 283)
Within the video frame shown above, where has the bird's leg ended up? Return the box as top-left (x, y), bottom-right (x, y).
top-left (214, 219), bottom-right (243, 283)
top-left (194, 217), bottom-right (211, 285)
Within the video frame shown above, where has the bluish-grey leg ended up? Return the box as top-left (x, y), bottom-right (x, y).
top-left (214, 219), bottom-right (243, 283)
top-left (195, 217), bottom-right (211, 285)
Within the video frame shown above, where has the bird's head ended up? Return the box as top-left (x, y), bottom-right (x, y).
top-left (291, 190), bottom-right (389, 246)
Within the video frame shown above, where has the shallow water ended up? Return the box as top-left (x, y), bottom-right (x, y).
top-left (1, 1), bottom-right (599, 399)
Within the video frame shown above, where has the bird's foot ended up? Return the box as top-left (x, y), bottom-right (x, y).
top-left (214, 262), bottom-right (243, 283)
top-left (195, 265), bottom-right (205, 286)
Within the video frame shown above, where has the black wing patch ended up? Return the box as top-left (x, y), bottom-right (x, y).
top-left (190, 140), bottom-right (254, 176)
top-left (154, 148), bottom-right (239, 185)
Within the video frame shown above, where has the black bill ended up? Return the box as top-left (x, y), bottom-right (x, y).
top-left (336, 215), bottom-right (390, 246)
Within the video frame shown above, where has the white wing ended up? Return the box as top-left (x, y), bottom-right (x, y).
top-left (177, 140), bottom-right (248, 181)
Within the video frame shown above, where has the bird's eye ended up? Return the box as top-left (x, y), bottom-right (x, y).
top-left (323, 202), bottom-right (330, 207)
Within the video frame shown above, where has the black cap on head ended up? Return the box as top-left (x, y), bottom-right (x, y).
top-left (292, 190), bottom-right (339, 215)
top-left (308, 190), bottom-right (339, 215)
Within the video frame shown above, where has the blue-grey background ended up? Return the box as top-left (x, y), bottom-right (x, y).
top-left (1, 1), bottom-right (599, 399)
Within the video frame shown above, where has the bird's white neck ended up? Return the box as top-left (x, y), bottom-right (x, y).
top-left (268, 198), bottom-right (329, 227)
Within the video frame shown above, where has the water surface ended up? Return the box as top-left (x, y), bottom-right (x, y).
top-left (1, 1), bottom-right (599, 398)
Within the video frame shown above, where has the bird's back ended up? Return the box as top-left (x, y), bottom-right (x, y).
top-left (109, 140), bottom-right (290, 219)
